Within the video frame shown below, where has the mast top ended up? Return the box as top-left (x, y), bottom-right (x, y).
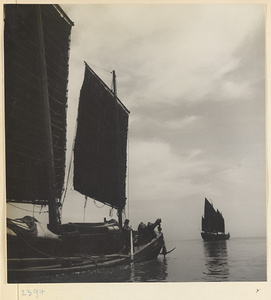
top-left (112, 70), bottom-right (117, 98)
top-left (84, 62), bottom-right (130, 114)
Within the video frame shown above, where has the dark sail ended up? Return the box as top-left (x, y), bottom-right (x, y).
top-left (216, 210), bottom-right (225, 233)
top-left (74, 64), bottom-right (130, 210)
top-left (203, 198), bottom-right (226, 233)
top-left (5, 5), bottom-right (73, 204)
top-left (201, 217), bottom-right (207, 232)
top-left (201, 198), bottom-right (229, 241)
top-left (204, 198), bottom-right (216, 232)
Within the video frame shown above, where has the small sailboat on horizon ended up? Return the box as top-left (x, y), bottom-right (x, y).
top-left (201, 198), bottom-right (230, 241)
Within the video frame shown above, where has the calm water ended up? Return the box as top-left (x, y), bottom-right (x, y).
top-left (25, 237), bottom-right (266, 283)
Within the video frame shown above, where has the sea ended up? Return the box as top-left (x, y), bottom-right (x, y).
top-left (31, 237), bottom-right (266, 283)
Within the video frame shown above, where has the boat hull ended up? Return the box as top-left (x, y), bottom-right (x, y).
top-left (201, 232), bottom-right (230, 241)
top-left (7, 232), bottom-right (125, 258)
top-left (7, 220), bottom-right (126, 258)
top-left (133, 232), bottom-right (164, 262)
top-left (7, 255), bottom-right (130, 283)
top-left (7, 232), bottom-right (165, 283)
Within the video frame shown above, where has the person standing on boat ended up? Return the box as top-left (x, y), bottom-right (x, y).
top-left (122, 219), bottom-right (131, 254)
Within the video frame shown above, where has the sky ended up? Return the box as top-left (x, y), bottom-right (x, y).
top-left (7, 4), bottom-right (266, 241)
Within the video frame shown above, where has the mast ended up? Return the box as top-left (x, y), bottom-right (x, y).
top-left (36, 5), bottom-right (59, 233)
top-left (113, 70), bottom-right (123, 227)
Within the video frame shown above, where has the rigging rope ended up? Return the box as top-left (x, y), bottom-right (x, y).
top-left (60, 148), bottom-right (73, 207)
top-left (60, 110), bottom-right (78, 212)
top-left (7, 203), bottom-right (49, 213)
top-left (93, 200), bottom-right (105, 209)
top-left (84, 61), bottom-right (111, 73)
top-left (9, 228), bottom-right (59, 258)
top-left (83, 196), bottom-right (88, 222)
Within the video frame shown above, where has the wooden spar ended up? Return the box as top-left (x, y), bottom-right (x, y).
top-left (36, 6), bottom-right (59, 233)
top-left (113, 70), bottom-right (123, 227)
top-left (113, 70), bottom-right (117, 97)
top-left (130, 229), bottom-right (134, 261)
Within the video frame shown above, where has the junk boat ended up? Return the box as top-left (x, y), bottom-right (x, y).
top-left (201, 198), bottom-right (230, 241)
top-left (5, 4), bottom-right (168, 282)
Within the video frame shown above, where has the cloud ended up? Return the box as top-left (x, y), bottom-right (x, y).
top-left (165, 116), bottom-right (201, 130)
top-left (64, 4), bottom-right (265, 109)
top-left (128, 139), bottom-right (212, 201)
top-left (60, 4), bottom-right (265, 239)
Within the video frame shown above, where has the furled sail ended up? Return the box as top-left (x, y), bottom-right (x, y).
top-left (5, 5), bottom-right (73, 204)
top-left (73, 64), bottom-right (130, 210)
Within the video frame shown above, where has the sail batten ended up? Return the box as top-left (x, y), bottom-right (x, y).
top-left (73, 64), bottom-right (129, 210)
top-left (5, 5), bottom-right (73, 203)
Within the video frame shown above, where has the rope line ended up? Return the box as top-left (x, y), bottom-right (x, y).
top-left (83, 196), bottom-right (88, 222)
top-left (86, 62), bottom-right (111, 73)
top-left (60, 106), bottom-right (78, 210)
top-left (8, 203), bottom-right (49, 213)
top-left (93, 200), bottom-right (105, 209)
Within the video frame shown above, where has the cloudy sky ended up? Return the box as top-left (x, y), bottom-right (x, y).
top-left (7, 4), bottom-right (265, 241)
top-left (55, 4), bottom-right (266, 241)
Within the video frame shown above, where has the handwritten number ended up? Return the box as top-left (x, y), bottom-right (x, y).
top-left (21, 289), bottom-right (45, 297)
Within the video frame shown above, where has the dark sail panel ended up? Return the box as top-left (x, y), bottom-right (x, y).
top-left (204, 198), bottom-right (216, 232)
top-left (5, 5), bottom-right (73, 204)
top-left (202, 217), bottom-right (207, 232)
top-left (74, 65), bottom-right (129, 210)
top-left (216, 210), bottom-right (225, 233)
top-left (204, 198), bottom-right (216, 218)
top-left (201, 198), bottom-right (229, 240)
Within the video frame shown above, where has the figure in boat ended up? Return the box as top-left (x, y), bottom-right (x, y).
top-left (136, 218), bottom-right (162, 245)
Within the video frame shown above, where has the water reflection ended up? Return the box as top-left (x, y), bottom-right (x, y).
top-left (130, 258), bottom-right (168, 282)
top-left (37, 257), bottom-right (168, 283)
top-left (202, 240), bottom-right (229, 281)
